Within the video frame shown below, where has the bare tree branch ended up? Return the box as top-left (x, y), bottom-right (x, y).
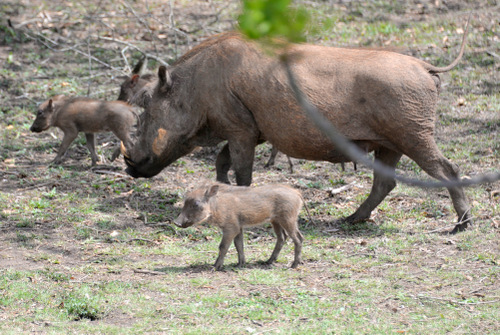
top-left (94, 35), bottom-right (170, 67)
top-left (15, 25), bottom-right (121, 72)
top-left (120, 0), bottom-right (161, 57)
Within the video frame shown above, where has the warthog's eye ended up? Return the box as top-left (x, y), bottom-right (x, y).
top-left (186, 199), bottom-right (202, 210)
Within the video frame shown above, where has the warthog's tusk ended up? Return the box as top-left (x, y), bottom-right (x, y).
top-left (120, 141), bottom-right (130, 159)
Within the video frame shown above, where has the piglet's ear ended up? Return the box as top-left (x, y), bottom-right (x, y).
top-left (158, 65), bottom-right (172, 90)
top-left (48, 99), bottom-right (53, 109)
top-left (204, 185), bottom-right (219, 199)
top-left (130, 74), bottom-right (140, 86)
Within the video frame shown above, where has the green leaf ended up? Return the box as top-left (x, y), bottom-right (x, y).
top-left (238, 0), bottom-right (309, 43)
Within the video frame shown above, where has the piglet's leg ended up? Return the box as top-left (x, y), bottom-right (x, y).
top-left (266, 223), bottom-right (286, 265)
top-left (264, 146), bottom-right (279, 168)
top-left (111, 129), bottom-right (132, 162)
top-left (233, 228), bottom-right (245, 267)
top-left (85, 133), bottom-right (98, 166)
top-left (287, 229), bottom-right (304, 268)
top-left (214, 226), bottom-right (240, 271)
top-left (110, 147), bottom-right (121, 162)
top-left (52, 130), bottom-right (78, 165)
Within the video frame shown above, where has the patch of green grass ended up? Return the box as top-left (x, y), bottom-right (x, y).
top-left (15, 231), bottom-right (39, 247)
top-left (16, 219), bottom-right (35, 228)
top-left (75, 226), bottom-right (94, 240)
top-left (63, 286), bottom-right (104, 321)
top-left (39, 269), bottom-right (71, 282)
top-left (328, 177), bottom-right (345, 186)
top-left (95, 218), bottom-right (116, 230)
top-left (301, 162), bottom-right (318, 171)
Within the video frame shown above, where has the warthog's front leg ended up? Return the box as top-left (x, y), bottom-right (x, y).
top-left (52, 130), bottom-right (78, 165)
top-left (228, 139), bottom-right (257, 186)
top-left (215, 144), bottom-right (231, 184)
top-left (214, 226), bottom-right (241, 271)
top-left (85, 133), bottom-right (98, 166)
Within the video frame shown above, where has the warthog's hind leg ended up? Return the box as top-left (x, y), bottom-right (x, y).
top-left (344, 147), bottom-right (402, 224)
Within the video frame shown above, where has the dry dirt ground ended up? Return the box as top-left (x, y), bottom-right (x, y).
top-left (0, 0), bottom-right (499, 333)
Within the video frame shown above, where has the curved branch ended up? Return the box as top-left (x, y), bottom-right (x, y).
top-left (282, 56), bottom-right (500, 189)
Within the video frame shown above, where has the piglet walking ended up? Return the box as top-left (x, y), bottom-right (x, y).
top-left (30, 95), bottom-right (137, 166)
top-left (174, 183), bottom-right (305, 270)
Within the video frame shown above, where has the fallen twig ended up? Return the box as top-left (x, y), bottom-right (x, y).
top-left (125, 238), bottom-right (155, 244)
top-left (92, 169), bottom-right (131, 178)
top-left (133, 269), bottom-right (166, 276)
top-left (0, 171), bottom-right (20, 177)
top-left (326, 182), bottom-right (357, 196)
top-left (416, 294), bottom-right (499, 306)
top-left (18, 182), bottom-right (55, 191)
top-left (486, 51), bottom-right (500, 59)
top-left (422, 224), bottom-right (459, 234)
top-left (346, 252), bottom-right (376, 258)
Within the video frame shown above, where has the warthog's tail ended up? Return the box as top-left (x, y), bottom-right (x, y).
top-left (425, 13), bottom-right (471, 74)
top-left (299, 195), bottom-right (315, 228)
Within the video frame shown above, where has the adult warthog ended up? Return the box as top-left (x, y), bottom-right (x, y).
top-left (122, 27), bottom-right (472, 233)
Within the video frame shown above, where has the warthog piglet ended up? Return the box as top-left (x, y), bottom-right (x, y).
top-left (174, 183), bottom-right (305, 270)
top-left (30, 95), bottom-right (137, 166)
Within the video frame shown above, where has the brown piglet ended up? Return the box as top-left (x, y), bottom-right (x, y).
top-left (174, 183), bottom-right (305, 270)
top-left (30, 95), bottom-right (137, 166)
top-left (117, 57), bottom-right (156, 109)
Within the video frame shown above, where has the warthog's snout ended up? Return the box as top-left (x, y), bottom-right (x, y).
top-left (173, 216), bottom-right (189, 228)
top-left (30, 124), bottom-right (44, 133)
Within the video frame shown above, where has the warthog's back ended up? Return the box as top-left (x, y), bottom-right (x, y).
top-left (54, 98), bottom-right (135, 133)
top-left (214, 38), bottom-right (441, 161)
top-left (209, 184), bottom-right (303, 227)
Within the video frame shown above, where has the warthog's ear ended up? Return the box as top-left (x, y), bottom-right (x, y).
top-left (132, 56), bottom-right (146, 75)
top-left (158, 66), bottom-right (172, 90)
top-left (204, 184), bottom-right (219, 200)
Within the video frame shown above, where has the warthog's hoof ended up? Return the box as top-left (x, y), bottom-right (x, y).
top-left (342, 214), bottom-right (369, 225)
top-left (213, 262), bottom-right (225, 271)
top-left (50, 159), bottom-right (63, 166)
top-left (449, 213), bottom-right (473, 234)
top-left (263, 258), bottom-right (277, 266)
top-left (449, 222), bottom-right (468, 234)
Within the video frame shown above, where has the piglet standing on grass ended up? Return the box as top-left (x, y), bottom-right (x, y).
top-left (30, 95), bottom-right (137, 166)
top-left (174, 183), bottom-right (305, 271)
